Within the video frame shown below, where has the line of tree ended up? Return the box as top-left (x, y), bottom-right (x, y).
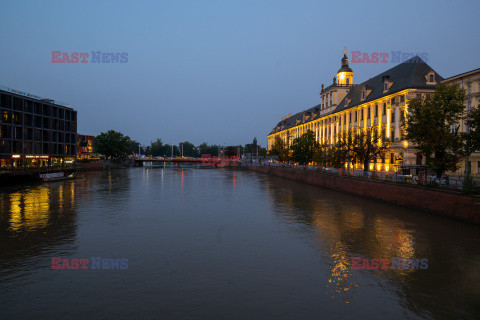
top-left (92, 132), bottom-right (273, 160)
top-left (140, 137), bottom-right (266, 158)
top-left (269, 127), bottom-right (389, 174)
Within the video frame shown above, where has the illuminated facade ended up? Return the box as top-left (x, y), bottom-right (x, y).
top-left (0, 86), bottom-right (77, 168)
top-left (267, 50), bottom-right (442, 172)
top-left (77, 134), bottom-right (95, 160)
top-left (442, 68), bottom-right (480, 177)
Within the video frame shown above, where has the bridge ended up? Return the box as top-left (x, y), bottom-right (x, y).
top-left (134, 156), bottom-right (241, 167)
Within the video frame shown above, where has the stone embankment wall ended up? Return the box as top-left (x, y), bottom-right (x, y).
top-left (248, 165), bottom-right (480, 225)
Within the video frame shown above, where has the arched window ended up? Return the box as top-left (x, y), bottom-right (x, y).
top-left (346, 77), bottom-right (350, 85)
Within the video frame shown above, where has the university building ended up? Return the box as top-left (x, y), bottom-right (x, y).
top-left (267, 50), bottom-right (444, 173)
top-left (0, 86), bottom-right (77, 169)
top-left (442, 68), bottom-right (480, 177)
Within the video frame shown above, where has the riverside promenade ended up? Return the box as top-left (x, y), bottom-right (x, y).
top-left (247, 165), bottom-right (480, 225)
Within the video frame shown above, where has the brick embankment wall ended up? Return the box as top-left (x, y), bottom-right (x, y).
top-left (248, 165), bottom-right (480, 225)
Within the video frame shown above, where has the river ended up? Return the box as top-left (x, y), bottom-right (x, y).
top-left (1, 168), bottom-right (479, 319)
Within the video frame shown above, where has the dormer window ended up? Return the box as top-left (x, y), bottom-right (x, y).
top-left (382, 75), bottom-right (391, 93)
top-left (425, 71), bottom-right (436, 85)
top-left (362, 91), bottom-right (366, 99)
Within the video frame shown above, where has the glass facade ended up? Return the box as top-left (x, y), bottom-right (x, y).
top-left (0, 89), bottom-right (77, 169)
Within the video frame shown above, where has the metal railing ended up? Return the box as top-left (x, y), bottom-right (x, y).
top-left (245, 161), bottom-right (475, 191)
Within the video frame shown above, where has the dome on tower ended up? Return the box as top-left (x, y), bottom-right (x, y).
top-left (337, 47), bottom-right (353, 73)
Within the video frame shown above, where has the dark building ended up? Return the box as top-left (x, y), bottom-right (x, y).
top-left (0, 86), bottom-right (77, 169)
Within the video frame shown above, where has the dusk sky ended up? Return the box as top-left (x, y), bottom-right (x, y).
top-left (1, 0), bottom-right (479, 147)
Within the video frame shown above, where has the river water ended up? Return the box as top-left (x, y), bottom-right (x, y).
top-left (1, 168), bottom-right (479, 319)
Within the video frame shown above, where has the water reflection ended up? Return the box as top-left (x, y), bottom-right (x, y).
top-left (0, 180), bottom-right (78, 293)
top-left (262, 175), bottom-right (480, 319)
top-left (0, 169), bottom-right (479, 319)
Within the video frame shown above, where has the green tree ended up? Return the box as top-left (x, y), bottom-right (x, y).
top-left (290, 130), bottom-right (319, 165)
top-left (149, 138), bottom-right (163, 156)
top-left (224, 146), bottom-right (238, 157)
top-left (463, 103), bottom-right (480, 172)
top-left (199, 143), bottom-right (219, 156)
top-left (405, 83), bottom-right (465, 177)
top-left (268, 136), bottom-right (290, 162)
top-left (130, 140), bottom-right (141, 155)
top-left (179, 141), bottom-right (197, 157)
top-left (93, 130), bottom-right (132, 159)
top-left (313, 143), bottom-right (332, 167)
top-left (244, 137), bottom-right (259, 155)
top-left (462, 103), bottom-right (480, 194)
top-left (331, 131), bottom-right (355, 169)
top-left (258, 147), bottom-right (267, 157)
top-left (352, 127), bottom-right (389, 174)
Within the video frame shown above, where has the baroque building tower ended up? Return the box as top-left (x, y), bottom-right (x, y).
top-left (320, 48), bottom-right (354, 116)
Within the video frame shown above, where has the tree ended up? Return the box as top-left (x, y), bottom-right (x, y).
top-left (268, 136), bottom-right (290, 162)
top-left (130, 140), bottom-right (141, 155)
top-left (313, 143), bottom-right (332, 167)
top-left (199, 143), bottom-right (219, 156)
top-left (258, 147), bottom-right (267, 157)
top-left (290, 130), bottom-right (319, 165)
top-left (244, 137), bottom-right (259, 155)
top-left (93, 130), bottom-right (132, 159)
top-left (463, 103), bottom-right (480, 171)
top-left (163, 144), bottom-right (180, 157)
top-left (405, 83), bottom-right (465, 177)
top-left (331, 131), bottom-right (354, 169)
top-left (352, 127), bottom-right (389, 174)
top-left (224, 146), bottom-right (238, 157)
top-left (179, 141), bottom-right (197, 157)
top-left (149, 138), bottom-right (163, 156)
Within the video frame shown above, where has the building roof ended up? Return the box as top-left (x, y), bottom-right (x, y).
top-left (269, 56), bottom-right (443, 135)
top-left (442, 67), bottom-right (480, 82)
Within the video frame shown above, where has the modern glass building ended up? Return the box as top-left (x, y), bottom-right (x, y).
top-left (0, 85), bottom-right (77, 169)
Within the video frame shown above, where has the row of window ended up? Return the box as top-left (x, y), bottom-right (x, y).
top-left (0, 140), bottom-right (76, 155)
top-left (0, 93), bottom-right (76, 121)
top-left (0, 126), bottom-right (76, 143)
top-left (0, 109), bottom-right (76, 132)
